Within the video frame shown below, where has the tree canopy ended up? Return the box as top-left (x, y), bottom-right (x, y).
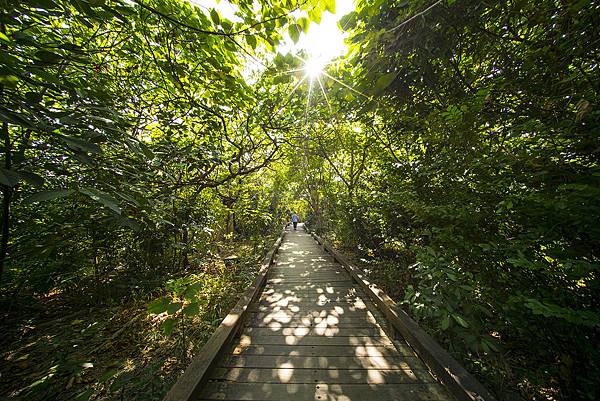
top-left (1, 0), bottom-right (599, 400)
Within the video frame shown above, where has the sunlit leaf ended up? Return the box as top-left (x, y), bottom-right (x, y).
top-left (210, 8), bottom-right (220, 25)
top-left (79, 187), bottom-right (121, 214)
top-left (323, 0), bottom-right (336, 14)
top-left (374, 72), bottom-right (396, 93)
top-left (288, 24), bottom-right (301, 43)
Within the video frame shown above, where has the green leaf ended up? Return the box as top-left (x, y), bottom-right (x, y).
top-left (99, 369), bottom-right (118, 383)
top-left (72, 389), bottom-right (93, 401)
top-left (452, 314), bottom-right (469, 328)
top-left (161, 318), bottom-right (176, 335)
top-left (182, 302), bottom-right (199, 316)
top-left (23, 189), bottom-right (74, 204)
top-left (308, 8), bottom-right (323, 24)
top-left (19, 171), bottom-right (44, 187)
top-left (25, 92), bottom-right (43, 105)
top-left (210, 8), bottom-right (220, 25)
top-left (245, 35), bottom-right (257, 49)
top-left (26, 0), bottom-right (59, 9)
top-left (166, 302), bottom-right (182, 315)
top-left (0, 110), bottom-right (37, 130)
top-left (139, 142), bottom-right (154, 159)
top-left (35, 50), bottom-right (61, 64)
top-left (79, 187), bottom-right (121, 214)
top-left (374, 72), bottom-right (397, 93)
top-left (297, 17), bottom-right (310, 33)
top-left (147, 297), bottom-right (169, 314)
top-left (440, 315), bottom-right (450, 330)
top-left (110, 371), bottom-right (135, 391)
top-left (61, 136), bottom-right (102, 154)
top-left (338, 11), bottom-right (357, 31)
top-left (288, 24), bottom-right (301, 43)
top-left (184, 283), bottom-right (202, 298)
top-left (0, 75), bottom-right (19, 87)
top-left (0, 168), bottom-right (20, 187)
top-left (323, 0), bottom-right (336, 14)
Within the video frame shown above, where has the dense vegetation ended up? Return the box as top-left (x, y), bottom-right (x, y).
top-left (1, 0), bottom-right (598, 400)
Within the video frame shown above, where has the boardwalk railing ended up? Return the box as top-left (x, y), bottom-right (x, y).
top-left (306, 227), bottom-right (496, 401)
top-left (163, 229), bottom-right (286, 401)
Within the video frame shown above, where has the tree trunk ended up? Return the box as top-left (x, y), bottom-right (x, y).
top-left (0, 121), bottom-right (12, 284)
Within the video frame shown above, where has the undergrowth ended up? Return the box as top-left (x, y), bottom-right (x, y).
top-left (0, 237), bottom-right (275, 401)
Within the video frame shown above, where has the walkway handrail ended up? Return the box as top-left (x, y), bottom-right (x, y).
top-left (163, 228), bottom-right (287, 401)
top-left (307, 228), bottom-right (496, 401)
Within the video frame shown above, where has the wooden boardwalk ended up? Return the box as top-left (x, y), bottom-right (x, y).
top-left (196, 227), bottom-right (454, 401)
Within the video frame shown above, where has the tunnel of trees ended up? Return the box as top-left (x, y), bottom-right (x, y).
top-left (0, 0), bottom-right (598, 400)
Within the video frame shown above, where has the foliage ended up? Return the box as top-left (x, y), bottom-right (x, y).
top-left (2, 0), bottom-right (599, 400)
top-left (299, 0), bottom-right (600, 400)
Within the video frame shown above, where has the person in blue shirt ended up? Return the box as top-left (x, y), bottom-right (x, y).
top-left (291, 213), bottom-right (299, 230)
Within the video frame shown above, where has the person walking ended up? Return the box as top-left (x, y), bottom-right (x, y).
top-left (291, 212), bottom-right (299, 230)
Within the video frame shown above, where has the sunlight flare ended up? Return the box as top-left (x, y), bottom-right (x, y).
top-left (304, 56), bottom-right (327, 79)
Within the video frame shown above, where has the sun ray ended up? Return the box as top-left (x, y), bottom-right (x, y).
top-left (273, 75), bottom-right (308, 116)
top-left (316, 75), bottom-right (332, 115)
top-left (305, 77), bottom-right (314, 124)
top-left (273, 67), bottom-right (306, 77)
top-left (322, 71), bottom-right (372, 100)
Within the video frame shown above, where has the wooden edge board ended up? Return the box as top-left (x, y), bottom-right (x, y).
top-left (162, 228), bottom-right (287, 401)
top-left (306, 228), bottom-right (496, 401)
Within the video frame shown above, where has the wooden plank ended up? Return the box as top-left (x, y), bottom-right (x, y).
top-left (249, 307), bottom-right (384, 319)
top-left (309, 230), bottom-right (497, 401)
top-left (229, 343), bottom-right (415, 357)
top-left (260, 294), bottom-right (365, 303)
top-left (199, 382), bottom-right (451, 401)
top-left (247, 313), bottom-right (384, 328)
top-left (243, 326), bottom-right (388, 337)
top-left (265, 282), bottom-right (357, 288)
top-left (248, 307), bottom-right (372, 315)
top-left (268, 273), bottom-right (348, 278)
top-left (252, 301), bottom-right (371, 310)
top-left (258, 298), bottom-right (372, 307)
top-left (262, 288), bottom-right (361, 296)
top-left (272, 264), bottom-right (341, 269)
top-left (211, 366), bottom-right (435, 384)
top-left (248, 309), bottom-right (385, 324)
top-left (249, 320), bottom-right (386, 329)
top-left (269, 268), bottom-right (347, 273)
top-left (237, 333), bottom-right (394, 347)
top-left (162, 230), bottom-right (286, 401)
top-left (220, 355), bottom-right (424, 370)
top-left (267, 278), bottom-right (354, 284)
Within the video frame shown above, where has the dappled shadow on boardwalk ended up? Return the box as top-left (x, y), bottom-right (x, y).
top-left (198, 227), bottom-right (452, 401)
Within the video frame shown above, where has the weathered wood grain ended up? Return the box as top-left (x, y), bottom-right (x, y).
top-left (211, 366), bottom-right (435, 384)
top-left (199, 382), bottom-right (451, 401)
top-left (220, 354), bottom-right (423, 370)
top-left (229, 342), bottom-right (416, 357)
top-left (236, 333), bottom-right (394, 347)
